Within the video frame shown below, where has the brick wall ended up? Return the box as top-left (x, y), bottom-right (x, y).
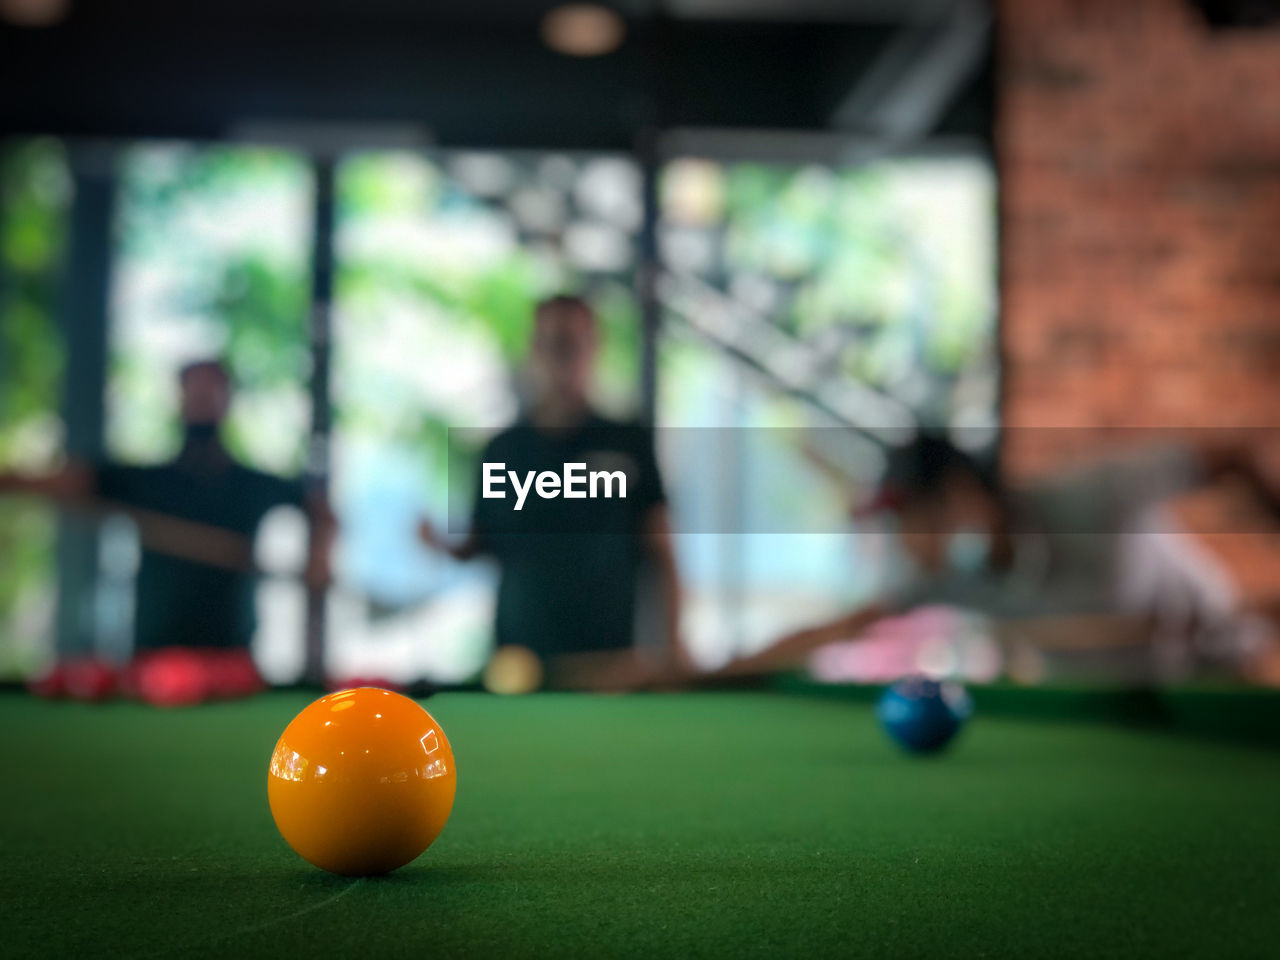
top-left (999, 0), bottom-right (1280, 464)
top-left (998, 0), bottom-right (1280, 614)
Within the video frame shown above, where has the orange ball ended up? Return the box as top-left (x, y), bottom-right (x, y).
top-left (267, 688), bottom-right (456, 875)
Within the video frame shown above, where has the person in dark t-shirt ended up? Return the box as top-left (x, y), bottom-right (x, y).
top-left (0, 360), bottom-right (332, 652)
top-left (419, 295), bottom-right (683, 666)
top-left (469, 414), bottom-right (667, 655)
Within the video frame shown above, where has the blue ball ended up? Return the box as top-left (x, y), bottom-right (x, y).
top-left (877, 677), bottom-right (973, 754)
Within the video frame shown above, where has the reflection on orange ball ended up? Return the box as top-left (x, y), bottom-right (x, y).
top-left (268, 688), bottom-right (456, 876)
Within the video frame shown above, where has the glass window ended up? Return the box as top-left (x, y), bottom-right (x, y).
top-left (0, 139), bottom-right (69, 679)
top-left (658, 153), bottom-right (998, 668)
top-left (111, 143), bottom-right (314, 472)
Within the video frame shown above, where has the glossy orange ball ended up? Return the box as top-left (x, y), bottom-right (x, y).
top-left (268, 688), bottom-right (457, 876)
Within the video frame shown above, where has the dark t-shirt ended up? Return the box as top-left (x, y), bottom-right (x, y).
top-left (470, 414), bottom-right (666, 656)
top-left (98, 456), bottom-right (305, 650)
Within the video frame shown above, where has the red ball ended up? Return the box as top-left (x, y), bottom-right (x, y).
top-left (63, 659), bottom-right (118, 702)
top-left (28, 662), bottom-right (68, 699)
top-left (136, 648), bottom-right (210, 707)
top-left (117, 657), bottom-right (144, 699)
top-left (201, 649), bottom-right (265, 700)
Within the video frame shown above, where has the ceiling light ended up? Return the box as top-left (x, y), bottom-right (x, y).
top-left (0, 0), bottom-right (70, 28)
top-left (540, 4), bottom-right (625, 58)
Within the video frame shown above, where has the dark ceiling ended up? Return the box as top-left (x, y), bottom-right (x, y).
top-left (0, 0), bottom-right (993, 151)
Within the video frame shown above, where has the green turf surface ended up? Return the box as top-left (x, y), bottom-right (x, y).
top-left (4, 691), bottom-right (1279, 958)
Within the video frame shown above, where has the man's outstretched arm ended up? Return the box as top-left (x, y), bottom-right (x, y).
top-left (417, 517), bottom-right (483, 563)
top-left (1, 463), bottom-right (263, 572)
top-left (716, 603), bottom-right (891, 678)
top-left (0, 462), bottom-right (94, 500)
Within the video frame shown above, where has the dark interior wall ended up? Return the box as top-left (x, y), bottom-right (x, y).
top-left (0, 9), bottom-right (948, 149)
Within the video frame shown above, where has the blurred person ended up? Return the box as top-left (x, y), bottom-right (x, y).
top-left (0, 359), bottom-right (333, 654)
top-left (716, 432), bottom-right (1280, 679)
top-left (418, 295), bottom-right (683, 673)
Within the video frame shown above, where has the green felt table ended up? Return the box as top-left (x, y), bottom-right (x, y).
top-left (4, 690), bottom-right (1279, 958)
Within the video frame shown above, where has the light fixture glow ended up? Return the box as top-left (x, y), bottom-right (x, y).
top-left (0, 0), bottom-right (69, 28)
top-left (540, 4), bottom-right (625, 58)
